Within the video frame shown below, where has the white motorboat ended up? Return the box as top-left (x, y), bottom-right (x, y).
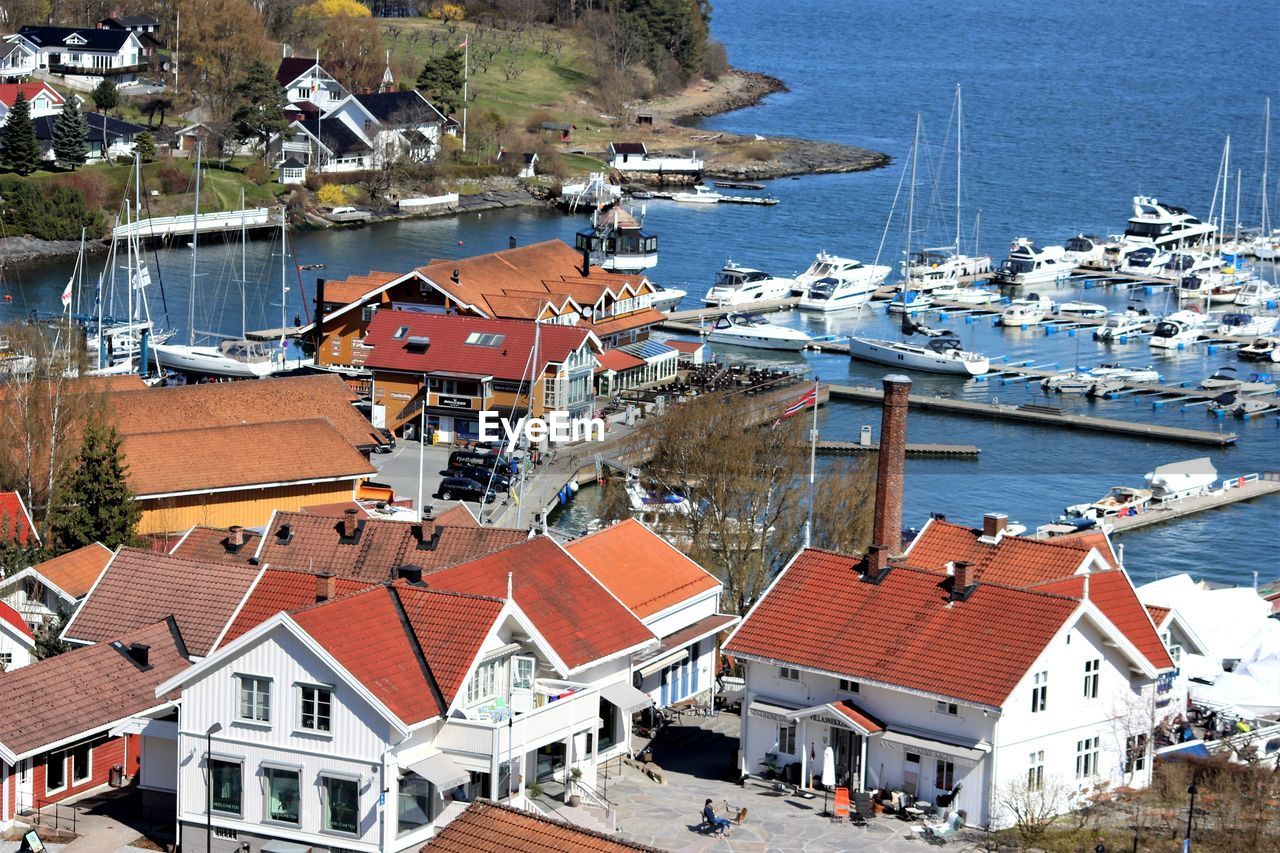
top-left (1156, 250), bottom-right (1219, 282)
top-left (706, 313), bottom-right (812, 351)
top-left (905, 248), bottom-right (991, 290)
top-left (1045, 362), bottom-right (1160, 393)
top-left (1234, 279), bottom-right (1280, 307)
top-left (848, 334), bottom-right (989, 376)
top-left (1000, 293), bottom-right (1056, 326)
top-left (886, 289), bottom-right (935, 314)
top-left (1090, 363), bottom-right (1162, 383)
top-left (1149, 310), bottom-right (1211, 349)
top-left (1057, 300), bottom-right (1108, 319)
top-left (1040, 371), bottom-right (1098, 394)
top-left (1062, 234), bottom-right (1109, 267)
top-left (648, 283), bottom-right (687, 312)
top-left (1122, 195), bottom-right (1217, 250)
top-left (1238, 337), bottom-right (1280, 363)
top-left (1216, 313), bottom-right (1278, 338)
top-left (1093, 308), bottom-right (1150, 341)
top-left (1144, 458), bottom-right (1218, 500)
top-left (1199, 365), bottom-right (1278, 394)
top-left (670, 184), bottom-right (723, 204)
top-left (153, 338), bottom-right (290, 378)
top-left (992, 238), bottom-right (1071, 287)
top-left (796, 253), bottom-right (891, 311)
top-left (1119, 246), bottom-right (1171, 277)
top-left (949, 286), bottom-right (1000, 305)
top-left (703, 262), bottom-right (799, 307)
top-left (1063, 486), bottom-right (1153, 521)
top-left (1208, 391), bottom-right (1275, 418)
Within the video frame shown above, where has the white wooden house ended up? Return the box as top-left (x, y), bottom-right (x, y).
top-left (17, 26), bottom-right (146, 83)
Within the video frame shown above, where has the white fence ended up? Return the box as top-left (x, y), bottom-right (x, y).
top-left (398, 193), bottom-right (459, 210)
top-left (113, 208), bottom-right (273, 239)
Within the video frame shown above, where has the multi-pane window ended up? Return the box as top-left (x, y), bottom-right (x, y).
top-left (1031, 671), bottom-right (1048, 713)
top-left (935, 701), bottom-right (959, 716)
top-left (838, 679), bottom-right (860, 693)
top-left (777, 721), bottom-right (797, 755)
top-left (934, 760), bottom-right (955, 791)
top-left (779, 666), bottom-right (800, 681)
top-left (467, 659), bottom-right (501, 705)
top-left (1125, 734), bottom-right (1149, 774)
top-left (298, 685), bottom-right (332, 733)
top-left (208, 759), bottom-right (242, 815)
top-left (1075, 737), bottom-right (1099, 779)
top-left (1028, 751), bottom-right (1045, 789)
top-left (1083, 659), bottom-right (1100, 699)
top-left (322, 775), bottom-right (360, 835)
top-left (511, 656), bottom-right (534, 691)
top-left (238, 676), bottom-right (271, 723)
top-left (264, 767), bottom-right (300, 824)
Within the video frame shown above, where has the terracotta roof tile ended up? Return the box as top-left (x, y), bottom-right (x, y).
top-left (300, 501), bottom-right (372, 518)
top-left (425, 798), bottom-right (662, 852)
top-left (595, 349), bottom-right (645, 372)
top-left (63, 548), bottom-right (262, 656)
top-left (665, 339), bottom-right (705, 354)
top-left (1146, 605), bottom-right (1171, 628)
top-left (395, 584), bottom-right (507, 705)
top-left (0, 491), bottom-right (36, 545)
top-left (219, 569), bottom-right (371, 646)
top-left (169, 527), bottom-right (261, 565)
top-left (0, 618), bottom-right (189, 757)
top-left (322, 271), bottom-right (403, 306)
top-left (588, 307), bottom-right (665, 338)
top-left (1032, 572), bottom-right (1173, 671)
top-left (904, 520), bottom-right (1093, 586)
top-left (726, 549), bottom-right (1081, 709)
top-left (31, 542), bottom-right (112, 598)
top-left (429, 503), bottom-right (479, 527)
top-left (0, 83), bottom-right (63, 108)
top-left (566, 519), bottom-right (720, 619)
top-left (1042, 529), bottom-right (1120, 569)
top-left (0, 600), bottom-right (32, 640)
top-left (121, 419), bottom-right (375, 497)
top-left (832, 699), bottom-right (884, 733)
top-left (425, 537), bottom-right (655, 672)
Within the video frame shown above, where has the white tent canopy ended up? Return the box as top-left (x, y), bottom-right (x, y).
top-left (1189, 619), bottom-right (1280, 719)
top-left (1137, 573), bottom-right (1271, 665)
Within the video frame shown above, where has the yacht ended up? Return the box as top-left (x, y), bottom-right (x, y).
top-left (648, 283), bottom-right (687, 312)
top-left (1119, 246), bottom-right (1171, 277)
top-left (1053, 363), bottom-right (1160, 395)
top-left (670, 184), bottom-right (723, 204)
top-left (1090, 363), bottom-right (1162, 383)
top-left (1208, 391), bottom-right (1275, 418)
top-left (1216, 313), bottom-right (1278, 338)
top-left (1056, 300), bottom-right (1107, 319)
top-left (796, 253), bottom-right (891, 311)
top-left (1149, 310), bottom-right (1211, 349)
top-left (1122, 195), bottom-right (1217, 250)
top-left (992, 238), bottom-right (1071, 287)
top-left (1094, 308), bottom-right (1150, 341)
top-left (1000, 293), bottom-right (1056, 326)
top-left (1144, 458), bottom-right (1218, 500)
top-left (1062, 234), bottom-right (1108, 267)
top-left (848, 334), bottom-right (989, 376)
top-left (905, 248), bottom-right (991, 290)
top-left (1199, 366), bottom-right (1277, 394)
top-left (574, 205), bottom-right (658, 272)
top-left (1237, 336), bottom-right (1280, 363)
top-left (886, 289), bottom-right (935, 314)
top-left (703, 262), bottom-right (799, 307)
top-left (950, 286), bottom-right (1000, 305)
top-left (1234, 279), bottom-right (1280, 307)
top-left (153, 338), bottom-right (290, 378)
top-left (706, 313), bottom-right (812, 351)
top-left (1156, 251), bottom-right (1218, 282)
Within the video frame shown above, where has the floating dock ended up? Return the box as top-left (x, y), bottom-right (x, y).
top-left (718, 196), bottom-right (779, 206)
top-left (1104, 473), bottom-right (1280, 533)
top-left (826, 384), bottom-right (1238, 446)
top-left (713, 181), bottom-right (766, 190)
top-left (815, 440), bottom-right (980, 459)
top-left (113, 208), bottom-right (276, 241)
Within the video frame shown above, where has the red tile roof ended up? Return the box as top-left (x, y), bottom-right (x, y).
top-left (219, 569), bottom-right (371, 646)
top-left (321, 270), bottom-right (403, 306)
top-left (664, 339), bottom-right (704, 354)
top-left (430, 503), bottom-right (479, 527)
top-left (832, 699), bottom-right (884, 734)
top-left (565, 519), bottom-right (720, 619)
top-left (168, 527), bottom-right (261, 564)
top-left (0, 618), bottom-right (190, 758)
top-left (1146, 605), bottom-right (1171, 628)
top-left (725, 549), bottom-right (1082, 709)
top-left (0, 491), bottom-right (36, 545)
top-left (425, 537), bottom-right (655, 672)
top-left (0, 600), bottom-right (32, 640)
top-left (1032, 572), bottom-right (1173, 670)
top-left (905, 520), bottom-right (1095, 586)
top-left (300, 501), bottom-right (372, 518)
top-left (594, 348), bottom-right (645, 372)
top-left (63, 548), bottom-right (262, 656)
top-left (589, 307), bottom-right (666, 338)
top-left (395, 583), bottom-right (507, 706)
top-left (362, 310), bottom-right (595, 380)
top-left (0, 83), bottom-right (63, 108)
top-left (30, 542), bottom-right (112, 598)
top-left (1041, 529), bottom-right (1120, 569)
top-left (425, 799), bottom-right (662, 852)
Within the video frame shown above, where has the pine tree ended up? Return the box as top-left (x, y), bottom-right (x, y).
top-left (134, 130), bottom-right (156, 162)
top-left (0, 92), bottom-right (43, 176)
top-left (91, 78), bottom-right (119, 114)
top-left (33, 610), bottom-right (71, 660)
top-left (231, 59), bottom-right (289, 162)
top-left (416, 49), bottom-right (464, 115)
top-left (51, 423), bottom-right (140, 550)
top-left (51, 96), bottom-right (90, 169)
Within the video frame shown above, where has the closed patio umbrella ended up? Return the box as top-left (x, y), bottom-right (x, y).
top-left (821, 746), bottom-right (836, 816)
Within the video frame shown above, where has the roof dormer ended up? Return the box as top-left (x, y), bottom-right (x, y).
top-left (63, 33), bottom-right (87, 46)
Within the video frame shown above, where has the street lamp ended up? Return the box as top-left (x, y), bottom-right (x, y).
top-left (206, 722), bottom-right (223, 853)
top-left (1185, 782), bottom-right (1198, 849)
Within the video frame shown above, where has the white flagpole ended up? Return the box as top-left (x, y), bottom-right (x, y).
top-left (804, 377), bottom-right (819, 548)
top-left (462, 39), bottom-right (469, 154)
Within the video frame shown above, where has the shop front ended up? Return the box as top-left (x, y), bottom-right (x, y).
top-left (788, 701), bottom-right (884, 792)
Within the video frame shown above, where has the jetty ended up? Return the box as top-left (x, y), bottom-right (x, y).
top-left (815, 440), bottom-right (979, 459)
top-left (713, 181), bottom-right (766, 190)
top-left (826, 384), bottom-right (1238, 446)
top-left (113, 208), bottom-right (276, 242)
top-left (1103, 473), bottom-right (1280, 534)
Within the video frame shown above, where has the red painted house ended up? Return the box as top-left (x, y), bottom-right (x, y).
top-left (0, 492), bottom-right (37, 546)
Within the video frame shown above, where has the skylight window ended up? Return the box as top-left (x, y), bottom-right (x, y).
top-left (393, 326), bottom-right (410, 340)
top-left (465, 332), bottom-right (505, 347)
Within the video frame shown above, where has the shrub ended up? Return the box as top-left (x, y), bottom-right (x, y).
top-left (427, 2), bottom-right (465, 21)
top-left (157, 164), bottom-right (189, 195)
top-left (244, 161), bottom-right (272, 185)
top-left (0, 177), bottom-right (106, 240)
top-left (524, 110), bottom-right (554, 134)
top-left (315, 183), bottom-right (348, 207)
top-left (53, 170), bottom-right (112, 210)
top-left (702, 41), bottom-right (729, 81)
top-left (738, 141), bottom-right (775, 161)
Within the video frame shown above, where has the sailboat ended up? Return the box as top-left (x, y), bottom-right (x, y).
top-left (850, 114), bottom-right (990, 377)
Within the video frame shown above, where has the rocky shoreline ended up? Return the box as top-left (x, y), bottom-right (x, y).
top-left (670, 70), bottom-right (791, 122)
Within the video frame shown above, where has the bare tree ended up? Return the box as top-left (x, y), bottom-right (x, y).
top-left (996, 775), bottom-right (1071, 845)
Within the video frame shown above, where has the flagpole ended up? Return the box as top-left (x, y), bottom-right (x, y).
top-left (462, 38), bottom-right (469, 154)
top-left (804, 377), bottom-right (819, 548)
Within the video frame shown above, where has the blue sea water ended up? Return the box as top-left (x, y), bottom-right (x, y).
top-left (1, 0), bottom-right (1276, 583)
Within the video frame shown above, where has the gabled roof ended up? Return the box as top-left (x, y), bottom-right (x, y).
top-left (1146, 604), bottom-right (1171, 627)
top-left (426, 798), bottom-right (662, 852)
top-left (609, 142), bottom-right (648, 156)
top-left (63, 548), bottom-right (262, 656)
top-left (0, 618), bottom-right (189, 762)
top-left (590, 307), bottom-right (666, 337)
top-left (219, 568), bottom-right (371, 647)
top-left (593, 348), bottom-right (645, 373)
top-left (425, 537), bottom-right (655, 673)
top-left (0, 83), bottom-right (63, 108)
top-left (292, 116), bottom-right (372, 155)
top-left (168, 526), bottom-right (262, 564)
top-left (0, 491), bottom-right (37, 545)
top-left (321, 270), bottom-right (406, 306)
top-left (28, 542), bottom-right (113, 599)
top-left (904, 519), bottom-right (1100, 585)
top-left (355, 90), bottom-right (446, 124)
top-left (1032, 572), bottom-right (1173, 670)
top-left (254, 509), bottom-right (528, 582)
top-left (665, 339), bottom-right (705, 355)
top-left (565, 519), bottom-right (720, 619)
top-left (431, 502), bottom-right (480, 527)
top-left (18, 26), bottom-right (133, 52)
top-left (33, 112), bottom-right (147, 144)
top-left (362, 310), bottom-right (597, 380)
top-left (0, 600), bottom-right (32, 642)
top-left (725, 549), bottom-right (1082, 709)
top-left (277, 57), bottom-right (327, 86)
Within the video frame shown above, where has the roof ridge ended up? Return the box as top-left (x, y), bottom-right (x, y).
top-left (121, 416), bottom-right (339, 438)
top-left (892, 563), bottom-right (1087, 603)
top-left (390, 581), bottom-right (507, 605)
top-left (464, 799), bottom-right (664, 851)
top-left (115, 545), bottom-right (255, 573)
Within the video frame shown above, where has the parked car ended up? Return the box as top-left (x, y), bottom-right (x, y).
top-left (443, 465), bottom-right (511, 492)
top-left (448, 450), bottom-right (514, 478)
top-left (434, 476), bottom-right (497, 503)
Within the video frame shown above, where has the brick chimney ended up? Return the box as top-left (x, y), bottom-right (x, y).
top-left (341, 507), bottom-right (359, 539)
top-left (981, 512), bottom-right (1007, 541)
top-left (871, 374), bottom-right (912, 558)
top-left (316, 572), bottom-right (336, 603)
top-left (952, 561), bottom-right (975, 597)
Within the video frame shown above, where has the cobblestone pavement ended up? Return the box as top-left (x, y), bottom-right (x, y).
top-left (605, 712), bottom-right (985, 852)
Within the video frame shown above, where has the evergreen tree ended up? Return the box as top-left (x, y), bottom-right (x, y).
top-left (134, 130), bottom-right (157, 162)
top-left (51, 96), bottom-right (90, 169)
top-left (91, 79), bottom-right (119, 114)
top-left (51, 423), bottom-right (140, 550)
top-left (0, 92), bottom-right (43, 176)
top-left (33, 609), bottom-right (71, 660)
top-left (416, 49), bottom-right (464, 115)
top-left (231, 59), bottom-right (289, 161)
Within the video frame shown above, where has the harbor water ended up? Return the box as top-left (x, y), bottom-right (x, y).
top-left (2, 0), bottom-right (1276, 583)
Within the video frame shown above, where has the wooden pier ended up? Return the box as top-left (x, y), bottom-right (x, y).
top-left (113, 208), bottom-right (276, 241)
top-left (815, 440), bottom-right (980, 458)
top-left (1102, 473), bottom-right (1280, 534)
top-left (826, 384), bottom-right (1238, 446)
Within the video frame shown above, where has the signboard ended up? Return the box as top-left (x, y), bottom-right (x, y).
top-left (438, 395), bottom-right (473, 410)
top-left (812, 714), bottom-right (858, 731)
top-left (390, 392), bottom-right (412, 401)
top-left (748, 705), bottom-right (790, 723)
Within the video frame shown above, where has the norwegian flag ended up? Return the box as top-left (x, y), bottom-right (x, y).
top-left (773, 382), bottom-right (818, 428)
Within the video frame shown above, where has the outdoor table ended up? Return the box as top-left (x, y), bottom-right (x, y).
top-left (904, 807), bottom-right (924, 821)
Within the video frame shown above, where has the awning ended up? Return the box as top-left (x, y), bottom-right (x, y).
top-left (879, 729), bottom-right (990, 763)
top-left (1157, 740), bottom-right (1211, 762)
top-left (405, 752), bottom-right (470, 789)
top-left (747, 699), bottom-right (801, 723)
top-left (109, 717), bottom-right (179, 739)
top-left (600, 681), bottom-right (653, 714)
top-left (789, 701), bottom-right (884, 735)
top-left (637, 649), bottom-right (689, 678)
top-left (260, 842), bottom-right (311, 853)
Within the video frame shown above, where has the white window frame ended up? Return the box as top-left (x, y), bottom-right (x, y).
top-left (262, 764), bottom-right (302, 826)
top-left (1075, 736), bottom-right (1099, 779)
top-left (70, 742), bottom-right (92, 785)
top-left (934, 759), bottom-right (955, 791)
top-left (208, 756), bottom-right (244, 817)
top-left (935, 701), bottom-right (958, 716)
top-left (319, 772), bottom-right (362, 837)
top-left (511, 656), bottom-right (535, 691)
top-left (236, 674), bottom-right (272, 725)
top-left (1028, 750), bottom-right (1044, 789)
top-left (45, 751), bottom-right (68, 795)
top-left (777, 721), bottom-right (797, 755)
top-left (1083, 659), bottom-right (1100, 699)
top-left (838, 678), bottom-right (859, 693)
top-left (1031, 670), bottom-right (1048, 713)
top-left (296, 683), bottom-right (334, 734)
top-left (778, 666), bottom-right (801, 682)
top-left (467, 658), bottom-right (502, 705)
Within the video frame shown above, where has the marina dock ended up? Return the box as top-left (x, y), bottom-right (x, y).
top-left (113, 208), bottom-right (277, 242)
top-left (826, 384), bottom-right (1238, 446)
top-left (1103, 473), bottom-right (1280, 534)
top-left (815, 440), bottom-right (980, 458)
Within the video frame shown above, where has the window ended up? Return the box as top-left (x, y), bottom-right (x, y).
top-left (0, 652), bottom-right (12, 668)
top-left (322, 775), bottom-right (360, 835)
top-left (934, 759), bottom-right (955, 791)
top-left (71, 743), bottom-right (91, 784)
top-left (238, 676), bottom-right (271, 723)
top-left (298, 685), bottom-right (333, 733)
top-left (511, 656), bottom-right (534, 691)
top-left (777, 721), bottom-right (797, 755)
top-left (779, 666), bottom-right (800, 681)
top-left (1125, 734), bottom-right (1149, 774)
top-left (209, 759), bottom-right (242, 816)
top-left (264, 766), bottom-right (300, 824)
top-left (397, 773), bottom-right (430, 835)
top-left (935, 701), bottom-right (958, 716)
top-left (467, 659), bottom-right (501, 705)
top-left (1084, 659), bottom-right (1100, 699)
top-left (838, 679), bottom-right (860, 693)
top-left (362, 304), bottom-right (379, 322)
top-left (46, 753), bottom-right (66, 793)
top-left (1028, 751), bottom-right (1044, 789)
top-left (1031, 671), bottom-right (1048, 713)
top-left (1075, 737), bottom-right (1099, 779)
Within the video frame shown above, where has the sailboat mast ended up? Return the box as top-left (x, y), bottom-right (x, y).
top-left (905, 113), bottom-right (920, 284)
top-left (240, 189), bottom-right (247, 339)
top-left (280, 207), bottom-right (288, 335)
top-left (189, 142), bottom-right (201, 347)
top-left (1234, 168), bottom-right (1241, 246)
top-left (955, 84), bottom-right (962, 255)
top-left (1263, 97), bottom-right (1271, 237)
top-left (125, 198), bottom-right (133, 335)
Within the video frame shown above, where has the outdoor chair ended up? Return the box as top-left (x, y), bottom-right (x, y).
top-left (853, 791), bottom-right (875, 821)
top-left (831, 787), bottom-right (850, 824)
top-left (923, 811), bottom-right (964, 845)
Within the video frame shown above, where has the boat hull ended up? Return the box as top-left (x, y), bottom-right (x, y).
top-left (848, 337), bottom-right (988, 376)
top-left (707, 330), bottom-right (809, 351)
top-left (153, 344), bottom-right (298, 378)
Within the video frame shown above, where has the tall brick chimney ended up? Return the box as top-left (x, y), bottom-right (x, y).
top-left (316, 572), bottom-right (336, 603)
top-left (341, 507), bottom-right (359, 539)
top-left (871, 374), bottom-right (912, 558)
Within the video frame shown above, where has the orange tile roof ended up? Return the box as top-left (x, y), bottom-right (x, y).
top-left (425, 537), bottom-right (655, 671)
top-left (300, 501), bottom-right (372, 518)
top-left (63, 548), bottom-right (262, 656)
top-left (219, 568), bottom-right (371, 646)
top-left (1146, 604), bottom-right (1171, 628)
top-left (0, 618), bottom-right (190, 757)
top-left (395, 583), bottom-right (506, 706)
top-left (31, 542), bottom-right (113, 598)
top-left (1042, 529), bottom-right (1120, 568)
top-left (665, 339), bottom-right (705, 354)
top-left (1033, 572), bottom-right (1173, 670)
top-left (905, 520), bottom-right (1093, 586)
top-left (589, 307), bottom-right (666, 338)
top-left (168, 527), bottom-right (261, 564)
top-left (594, 348), bottom-right (646, 372)
top-left (321, 270), bottom-right (403, 306)
top-left (0, 491), bottom-right (36, 545)
top-left (726, 549), bottom-right (1082, 709)
top-left (566, 519), bottom-right (719, 619)
top-left (0, 600), bottom-right (31, 640)
top-left (425, 799), bottom-right (662, 852)
top-left (430, 503), bottom-right (479, 527)
top-left (121, 419), bottom-right (375, 497)
top-left (832, 699), bottom-right (884, 733)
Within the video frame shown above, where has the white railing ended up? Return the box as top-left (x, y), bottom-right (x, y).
top-left (398, 193), bottom-right (459, 210)
top-left (113, 208), bottom-right (272, 239)
top-left (436, 687), bottom-right (600, 755)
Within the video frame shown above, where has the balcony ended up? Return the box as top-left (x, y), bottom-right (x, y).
top-left (47, 61), bottom-right (147, 77)
top-left (435, 680), bottom-right (602, 756)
